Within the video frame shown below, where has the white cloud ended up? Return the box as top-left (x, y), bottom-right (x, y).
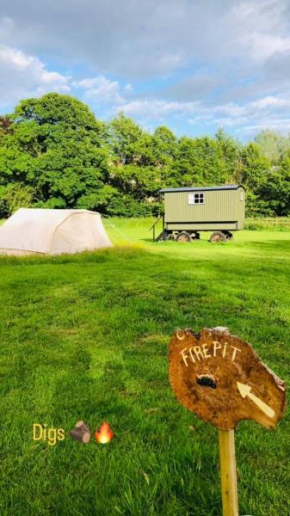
top-left (239, 118), bottom-right (290, 135)
top-left (0, 45), bottom-right (34, 68)
top-left (116, 91), bottom-right (290, 136)
top-left (244, 33), bottom-right (290, 61)
top-left (1, 2), bottom-right (290, 83)
top-left (229, 0), bottom-right (290, 61)
top-left (41, 71), bottom-right (70, 86)
top-left (118, 99), bottom-right (200, 120)
top-left (3, 0), bottom-right (289, 78)
top-left (124, 83), bottom-right (133, 92)
top-left (75, 75), bottom-right (124, 104)
top-left (188, 93), bottom-right (290, 135)
top-left (0, 44), bottom-right (70, 108)
top-left (251, 96), bottom-right (290, 109)
top-left (1, 3), bottom-right (290, 136)
top-left (212, 103), bottom-right (246, 117)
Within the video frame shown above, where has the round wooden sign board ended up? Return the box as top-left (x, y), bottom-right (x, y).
top-left (169, 327), bottom-right (286, 430)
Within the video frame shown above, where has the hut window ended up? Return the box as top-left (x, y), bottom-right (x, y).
top-left (188, 193), bottom-right (204, 205)
top-left (240, 191), bottom-right (244, 201)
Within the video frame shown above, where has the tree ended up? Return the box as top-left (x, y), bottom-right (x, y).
top-left (240, 143), bottom-right (270, 191)
top-left (170, 137), bottom-right (201, 186)
top-left (171, 136), bottom-right (230, 187)
top-left (0, 183), bottom-right (34, 217)
top-left (258, 157), bottom-right (290, 216)
top-left (152, 126), bottom-right (177, 164)
top-left (0, 93), bottom-right (110, 210)
top-left (108, 112), bottom-right (143, 165)
top-left (215, 128), bottom-right (243, 183)
top-left (107, 114), bottom-right (166, 212)
top-left (255, 130), bottom-right (290, 165)
top-left (239, 143), bottom-right (272, 215)
top-left (0, 116), bottom-right (13, 143)
top-left (1, 92), bottom-right (290, 217)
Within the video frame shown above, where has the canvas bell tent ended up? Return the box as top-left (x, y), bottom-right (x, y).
top-left (0, 209), bottom-right (113, 256)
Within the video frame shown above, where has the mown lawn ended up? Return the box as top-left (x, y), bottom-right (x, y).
top-left (0, 220), bottom-right (289, 516)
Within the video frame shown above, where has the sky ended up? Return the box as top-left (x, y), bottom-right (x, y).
top-left (1, 0), bottom-right (290, 140)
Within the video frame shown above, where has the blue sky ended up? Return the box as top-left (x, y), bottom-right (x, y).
top-left (1, 0), bottom-right (290, 140)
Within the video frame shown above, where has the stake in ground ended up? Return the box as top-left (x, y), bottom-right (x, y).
top-left (0, 219), bottom-right (289, 516)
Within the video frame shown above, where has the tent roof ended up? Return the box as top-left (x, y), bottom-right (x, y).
top-left (3, 208), bottom-right (98, 227)
top-left (0, 208), bottom-right (108, 254)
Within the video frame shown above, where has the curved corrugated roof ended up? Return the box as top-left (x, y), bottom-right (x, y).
top-left (159, 185), bottom-right (245, 193)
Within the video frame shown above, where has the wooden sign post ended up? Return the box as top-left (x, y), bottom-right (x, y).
top-left (219, 429), bottom-right (238, 516)
top-left (169, 327), bottom-right (286, 515)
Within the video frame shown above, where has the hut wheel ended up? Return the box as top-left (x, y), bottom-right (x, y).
top-left (177, 231), bottom-right (191, 243)
top-left (210, 231), bottom-right (227, 243)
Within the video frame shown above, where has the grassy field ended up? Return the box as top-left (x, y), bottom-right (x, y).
top-left (0, 219), bottom-right (290, 516)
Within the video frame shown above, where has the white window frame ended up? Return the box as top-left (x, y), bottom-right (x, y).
top-left (188, 192), bottom-right (204, 205)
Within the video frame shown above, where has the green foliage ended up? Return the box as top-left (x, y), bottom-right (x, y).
top-left (171, 136), bottom-right (231, 187)
top-left (255, 129), bottom-right (290, 164)
top-left (1, 92), bottom-right (290, 216)
top-left (257, 157), bottom-right (290, 216)
top-left (108, 111), bottom-right (143, 165)
top-left (0, 183), bottom-right (34, 217)
top-left (0, 93), bottom-right (110, 212)
top-left (240, 143), bottom-right (270, 190)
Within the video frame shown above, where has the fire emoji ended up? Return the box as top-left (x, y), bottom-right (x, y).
top-left (94, 422), bottom-right (114, 444)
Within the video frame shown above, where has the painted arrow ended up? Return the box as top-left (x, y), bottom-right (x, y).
top-left (237, 382), bottom-right (276, 419)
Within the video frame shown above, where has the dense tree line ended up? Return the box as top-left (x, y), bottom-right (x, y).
top-left (1, 93), bottom-right (290, 218)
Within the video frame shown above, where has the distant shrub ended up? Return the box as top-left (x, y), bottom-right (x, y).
top-left (0, 184), bottom-right (34, 218)
top-left (245, 218), bottom-right (290, 231)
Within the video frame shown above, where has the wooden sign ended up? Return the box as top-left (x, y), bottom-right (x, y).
top-left (169, 327), bottom-right (286, 516)
top-left (169, 327), bottom-right (286, 430)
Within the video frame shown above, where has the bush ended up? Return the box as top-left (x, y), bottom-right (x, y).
top-left (0, 184), bottom-right (35, 217)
